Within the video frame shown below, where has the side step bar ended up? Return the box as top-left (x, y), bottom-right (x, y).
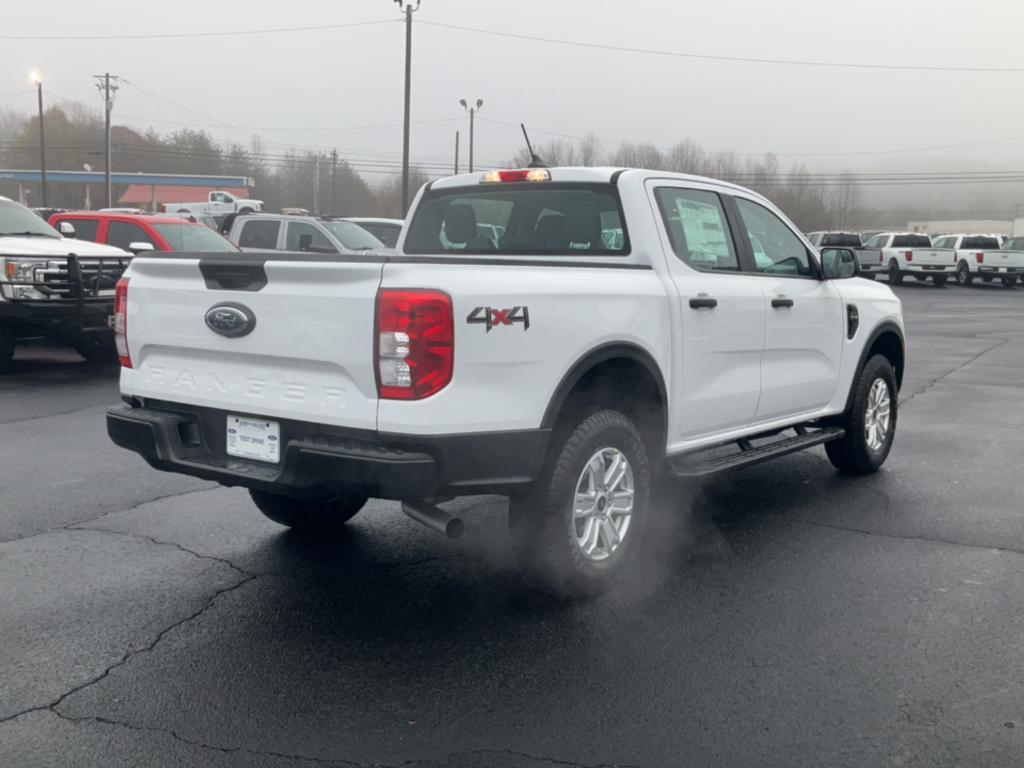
top-left (668, 426), bottom-right (845, 478)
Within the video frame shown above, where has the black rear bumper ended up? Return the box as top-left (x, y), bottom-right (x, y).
top-left (107, 401), bottom-right (550, 500)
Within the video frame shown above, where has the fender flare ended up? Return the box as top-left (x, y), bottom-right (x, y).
top-left (540, 342), bottom-right (668, 430)
top-left (845, 320), bottom-right (905, 412)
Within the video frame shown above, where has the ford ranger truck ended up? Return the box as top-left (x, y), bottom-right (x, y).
top-left (932, 234), bottom-right (1024, 287)
top-left (0, 197), bottom-right (132, 370)
top-left (861, 232), bottom-right (955, 286)
top-left (107, 167), bottom-right (906, 594)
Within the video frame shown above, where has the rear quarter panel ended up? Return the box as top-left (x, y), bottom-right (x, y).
top-left (376, 261), bottom-right (671, 435)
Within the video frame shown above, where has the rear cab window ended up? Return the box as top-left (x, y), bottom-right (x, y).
top-left (960, 236), bottom-right (1001, 250)
top-left (404, 183), bottom-right (629, 255)
top-left (892, 235), bottom-right (933, 248)
top-left (820, 233), bottom-right (862, 248)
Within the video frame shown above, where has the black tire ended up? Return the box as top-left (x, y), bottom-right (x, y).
top-left (933, 274), bottom-right (948, 287)
top-left (825, 355), bottom-right (898, 475)
top-left (0, 332), bottom-right (15, 373)
top-left (509, 409), bottom-right (651, 595)
top-left (1002, 276), bottom-right (1017, 288)
top-left (957, 262), bottom-right (973, 286)
top-left (888, 260), bottom-right (903, 285)
top-left (74, 336), bottom-right (118, 365)
top-left (250, 489), bottom-right (368, 533)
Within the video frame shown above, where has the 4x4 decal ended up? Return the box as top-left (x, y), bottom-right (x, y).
top-left (467, 306), bottom-right (530, 332)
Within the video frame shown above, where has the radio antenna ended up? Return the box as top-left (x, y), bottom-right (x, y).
top-left (520, 123), bottom-right (547, 168)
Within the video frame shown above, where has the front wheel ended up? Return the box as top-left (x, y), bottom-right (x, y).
top-left (888, 261), bottom-right (903, 285)
top-left (0, 332), bottom-right (15, 373)
top-left (825, 355), bottom-right (898, 475)
top-left (250, 489), bottom-right (368, 534)
top-left (510, 409), bottom-right (651, 594)
top-left (74, 336), bottom-right (118, 365)
top-left (933, 274), bottom-right (948, 287)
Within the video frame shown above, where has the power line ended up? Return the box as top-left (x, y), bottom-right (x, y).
top-left (0, 18), bottom-right (396, 41)
top-left (418, 20), bottom-right (1024, 73)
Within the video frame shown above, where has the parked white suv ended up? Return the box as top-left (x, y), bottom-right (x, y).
top-left (108, 167), bottom-right (905, 593)
top-left (227, 214), bottom-right (386, 254)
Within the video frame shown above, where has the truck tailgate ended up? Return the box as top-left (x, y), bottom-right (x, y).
top-left (121, 257), bottom-right (383, 430)
top-left (909, 248), bottom-right (953, 266)
top-left (981, 249), bottom-right (1024, 268)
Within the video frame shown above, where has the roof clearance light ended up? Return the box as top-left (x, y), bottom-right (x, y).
top-left (481, 169), bottom-right (551, 183)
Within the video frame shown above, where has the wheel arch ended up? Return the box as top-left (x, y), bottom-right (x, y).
top-left (846, 321), bottom-right (905, 410)
top-left (541, 342), bottom-right (668, 458)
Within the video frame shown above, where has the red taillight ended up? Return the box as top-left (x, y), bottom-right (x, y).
top-left (905, 250), bottom-right (913, 262)
top-left (976, 252), bottom-right (985, 264)
top-left (114, 277), bottom-right (132, 368)
top-left (376, 289), bottom-right (453, 400)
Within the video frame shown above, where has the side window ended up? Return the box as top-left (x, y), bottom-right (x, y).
top-left (106, 221), bottom-right (153, 251)
top-left (285, 221), bottom-right (337, 253)
top-left (64, 218), bottom-right (100, 242)
top-left (733, 198), bottom-right (814, 277)
top-left (377, 224), bottom-right (401, 248)
top-left (654, 187), bottom-right (739, 272)
top-left (237, 220), bottom-right (281, 249)
top-left (807, 233), bottom-right (821, 246)
top-left (211, 192), bottom-right (230, 204)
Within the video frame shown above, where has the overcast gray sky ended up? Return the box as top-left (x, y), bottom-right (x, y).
top-left (4, 0), bottom-right (1024, 185)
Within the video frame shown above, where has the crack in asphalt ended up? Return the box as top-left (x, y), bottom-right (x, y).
top-left (70, 525), bottom-right (257, 579)
top-left (901, 336), bottom-right (1011, 405)
top-left (797, 519), bottom-right (1024, 559)
top-left (0, 572), bottom-right (259, 728)
top-left (0, 484), bottom-right (218, 544)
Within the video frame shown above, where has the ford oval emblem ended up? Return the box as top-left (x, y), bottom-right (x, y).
top-left (204, 303), bottom-right (256, 338)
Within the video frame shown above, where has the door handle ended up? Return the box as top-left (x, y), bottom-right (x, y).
top-left (689, 295), bottom-right (718, 309)
top-left (771, 296), bottom-right (794, 309)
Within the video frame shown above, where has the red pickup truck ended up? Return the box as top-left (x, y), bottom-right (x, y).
top-left (48, 212), bottom-right (239, 254)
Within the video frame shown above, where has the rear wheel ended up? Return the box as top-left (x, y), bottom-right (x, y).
top-left (825, 355), bottom-right (897, 475)
top-left (510, 409), bottom-right (651, 595)
top-left (933, 274), bottom-right (948, 287)
top-left (957, 262), bottom-right (973, 286)
top-left (888, 260), bottom-right (903, 285)
top-left (250, 489), bottom-right (368, 534)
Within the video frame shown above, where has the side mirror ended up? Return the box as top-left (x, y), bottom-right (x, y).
top-left (821, 247), bottom-right (858, 280)
top-left (298, 233), bottom-right (313, 251)
top-left (128, 241), bottom-right (155, 255)
top-left (58, 221), bottom-right (76, 238)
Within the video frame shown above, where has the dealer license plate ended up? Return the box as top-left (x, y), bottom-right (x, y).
top-left (226, 416), bottom-right (280, 463)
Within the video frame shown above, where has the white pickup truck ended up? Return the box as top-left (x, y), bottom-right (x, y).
top-left (163, 190), bottom-right (263, 218)
top-left (931, 234), bottom-right (1023, 287)
top-left (862, 232), bottom-right (956, 286)
top-left (106, 167), bottom-right (905, 593)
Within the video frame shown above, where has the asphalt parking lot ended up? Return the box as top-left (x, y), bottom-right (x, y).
top-left (2, 281), bottom-right (1023, 768)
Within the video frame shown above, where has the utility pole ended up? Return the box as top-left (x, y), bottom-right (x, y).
top-left (459, 98), bottom-right (483, 173)
top-left (30, 72), bottom-right (46, 207)
top-left (454, 130), bottom-right (459, 174)
top-left (396, 0), bottom-right (421, 214)
top-left (331, 149), bottom-right (338, 216)
top-left (313, 158), bottom-right (321, 216)
top-left (93, 73), bottom-right (124, 208)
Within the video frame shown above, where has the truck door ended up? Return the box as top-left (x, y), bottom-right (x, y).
top-left (648, 182), bottom-right (766, 442)
top-left (727, 196), bottom-right (844, 420)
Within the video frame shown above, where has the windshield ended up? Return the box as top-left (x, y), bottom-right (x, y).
top-left (961, 236), bottom-right (1001, 250)
top-left (153, 222), bottom-right (239, 252)
top-left (323, 220), bottom-right (386, 251)
top-left (0, 200), bottom-right (61, 238)
top-left (404, 183), bottom-right (629, 255)
top-left (892, 235), bottom-right (932, 248)
top-left (821, 233), bottom-right (862, 247)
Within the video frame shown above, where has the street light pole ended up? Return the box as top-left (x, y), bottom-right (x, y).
top-left (31, 72), bottom-right (46, 207)
top-left (459, 98), bottom-right (483, 173)
top-left (396, 0), bottom-right (421, 215)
